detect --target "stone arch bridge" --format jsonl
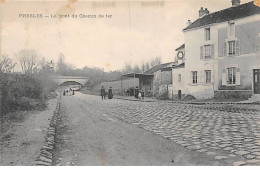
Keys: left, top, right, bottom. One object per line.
{"left": 52, "top": 76, "right": 89, "bottom": 86}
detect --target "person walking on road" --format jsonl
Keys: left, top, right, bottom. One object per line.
{"left": 141, "top": 90, "right": 144, "bottom": 100}
{"left": 108, "top": 87, "right": 113, "bottom": 99}
{"left": 101, "top": 86, "right": 106, "bottom": 99}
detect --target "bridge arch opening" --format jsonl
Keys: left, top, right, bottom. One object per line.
{"left": 59, "top": 81, "right": 83, "bottom": 87}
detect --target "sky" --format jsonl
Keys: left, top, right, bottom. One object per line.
{"left": 0, "top": 0, "right": 253, "bottom": 72}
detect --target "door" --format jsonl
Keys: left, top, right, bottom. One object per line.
{"left": 253, "top": 69, "right": 260, "bottom": 94}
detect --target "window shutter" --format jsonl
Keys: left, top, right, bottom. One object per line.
{"left": 211, "top": 71, "right": 214, "bottom": 84}
{"left": 199, "top": 71, "right": 204, "bottom": 84}
{"left": 200, "top": 46, "right": 204, "bottom": 60}
{"left": 222, "top": 68, "right": 227, "bottom": 86}
{"left": 223, "top": 42, "right": 227, "bottom": 56}
{"left": 211, "top": 44, "right": 214, "bottom": 58}
{"left": 235, "top": 39, "right": 240, "bottom": 55}
{"left": 256, "top": 36, "right": 260, "bottom": 53}
{"left": 236, "top": 67, "right": 241, "bottom": 85}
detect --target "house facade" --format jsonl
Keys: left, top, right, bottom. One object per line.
{"left": 170, "top": 44, "right": 187, "bottom": 99}
{"left": 173, "top": 1, "right": 260, "bottom": 99}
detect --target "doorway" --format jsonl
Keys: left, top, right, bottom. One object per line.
{"left": 253, "top": 69, "right": 260, "bottom": 94}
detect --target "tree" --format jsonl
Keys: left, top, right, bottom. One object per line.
{"left": 141, "top": 62, "right": 145, "bottom": 73}
{"left": 122, "top": 63, "right": 132, "bottom": 74}
{"left": 0, "top": 55, "right": 16, "bottom": 73}
{"left": 133, "top": 64, "right": 141, "bottom": 73}
{"left": 16, "top": 49, "right": 39, "bottom": 76}
{"left": 145, "top": 62, "right": 150, "bottom": 71}
{"left": 150, "top": 56, "right": 161, "bottom": 68}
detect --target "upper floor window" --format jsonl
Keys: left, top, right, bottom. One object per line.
{"left": 200, "top": 45, "right": 214, "bottom": 60}
{"left": 192, "top": 71, "right": 197, "bottom": 84}
{"left": 205, "top": 28, "right": 210, "bottom": 41}
{"left": 178, "top": 74, "right": 181, "bottom": 82}
{"left": 223, "top": 39, "right": 240, "bottom": 56}
{"left": 228, "top": 41, "right": 235, "bottom": 55}
{"left": 228, "top": 22, "right": 235, "bottom": 37}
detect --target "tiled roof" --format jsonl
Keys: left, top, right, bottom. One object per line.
{"left": 175, "top": 44, "right": 185, "bottom": 51}
{"left": 183, "top": 1, "right": 260, "bottom": 31}
{"left": 144, "top": 62, "right": 173, "bottom": 74}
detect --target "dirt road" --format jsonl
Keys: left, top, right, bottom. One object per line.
{"left": 0, "top": 98, "right": 58, "bottom": 166}
{"left": 53, "top": 93, "right": 224, "bottom": 166}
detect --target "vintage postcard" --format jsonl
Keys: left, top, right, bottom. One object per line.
{"left": 0, "top": 0, "right": 260, "bottom": 166}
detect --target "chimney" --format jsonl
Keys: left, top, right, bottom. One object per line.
{"left": 187, "top": 20, "right": 192, "bottom": 26}
{"left": 232, "top": 0, "right": 241, "bottom": 7}
{"left": 199, "top": 7, "right": 210, "bottom": 17}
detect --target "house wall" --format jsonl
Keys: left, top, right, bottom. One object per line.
{"left": 216, "top": 17, "right": 260, "bottom": 99}
{"left": 171, "top": 67, "right": 188, "bottom": 99}
{"left": 184, "top": 22, "right": 218, "bottom": 99}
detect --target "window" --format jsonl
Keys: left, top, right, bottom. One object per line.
{"left": 227, "top": 67, "right": 236, "bottom": 84}
{"left": 200, "top": 45, "right": 214, "bottom": 60}
{"left": 228, "top": 41, "right": 235, "bottom": 55}
{"left": 205, "top": 28, "right": 210, "bottom": 41}
{"left": 229, "top": 23, "right": 235, "bottom": 37}
{"left": 223, "top": 40, "right": 240, "bottom": 56}
{"left": 205, "top": 70, "right": 211, "bottom": 84}
{"left": 204, "top": 45, "right": 211, "bottom": 59}
{"left": 178, "top": 74, "right": 181, "bottom": 82}
{"left": 192, "top": 71, "right": 197, "bottom": 84}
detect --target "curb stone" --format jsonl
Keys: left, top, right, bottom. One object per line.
{"left": 35, "top": 98, "right": 61, "bottom": 166}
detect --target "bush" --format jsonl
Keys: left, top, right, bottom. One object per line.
{"left": 1, "top": 74, "right": 52, "bottom": 113}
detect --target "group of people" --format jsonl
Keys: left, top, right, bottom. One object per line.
{"left": 100, "top": 86, "right": 113, "bottom": 99}
{"left": 63, "top": 88, "right": 75, "bottom": 96}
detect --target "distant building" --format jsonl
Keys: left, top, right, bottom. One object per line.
{"left": 173, "top": 0, "right": 260, "bottom": 99}
{"left": 123, "top": 62, "right": 174, "bottom": 97}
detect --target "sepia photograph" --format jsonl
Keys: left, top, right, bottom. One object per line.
{"left": 0, "top": 0, "right": 260, "bottom": 166}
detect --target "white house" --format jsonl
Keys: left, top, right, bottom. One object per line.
{"left": 172, "top": 0, "right": 260, "bottom": 99}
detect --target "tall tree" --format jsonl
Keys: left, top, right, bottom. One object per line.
{"left": 16, "top": 49, "right": 39, "bottom": 76}
{"left": 0, "top": 55, "right": 16, "bottom": 73}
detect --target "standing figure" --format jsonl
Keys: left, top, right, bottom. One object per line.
{"left": 108, "top": 87, "right": 113, "bottom": 99}
{"left": 134, "top": 87, "right": 139, "bottom": 99}
{"left": 141, "top": 90, "right": 145, "bottom": 99}
{"left": 101, "top": 86, "right": 106, "bottom": 99}
{"left": 63, "top": 90, "right": 66, "bottom": 96}
{"left": 72, "top": 89, "right": 75, "bottom": 95}
{"left": 138, "top": 91, "right": 142, "bottom": 100}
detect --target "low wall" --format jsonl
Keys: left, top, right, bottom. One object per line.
{"left": 214, "top": 90, "right": 252, "bottom": 100}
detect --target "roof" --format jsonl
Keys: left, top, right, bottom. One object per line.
{"left": 144, "top": 62, "right": 173, "bottom": 74}
{"left": 122, "top": 73, "right": 153, "bottom": 78}
{"left": 175, "top": 44, "right": 185, "bottom": 51}
{"left": 172, "top": 62, "right": 185, "bottom": 69}
{"left": 184, "top": 1, "right": 260, "bottom": 31}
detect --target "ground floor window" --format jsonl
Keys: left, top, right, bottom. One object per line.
{"left": 192, "top": 71, "right": 197, "bottom": 84}
{"left": 227, "top": 67, "right": 236, "bottom": 84}
{"left": 205, "top": 70, "right": 211, "bottom": 84}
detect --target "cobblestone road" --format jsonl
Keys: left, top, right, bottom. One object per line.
{"left": 77, "top": 93, "right": 260, "bottom": 166}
